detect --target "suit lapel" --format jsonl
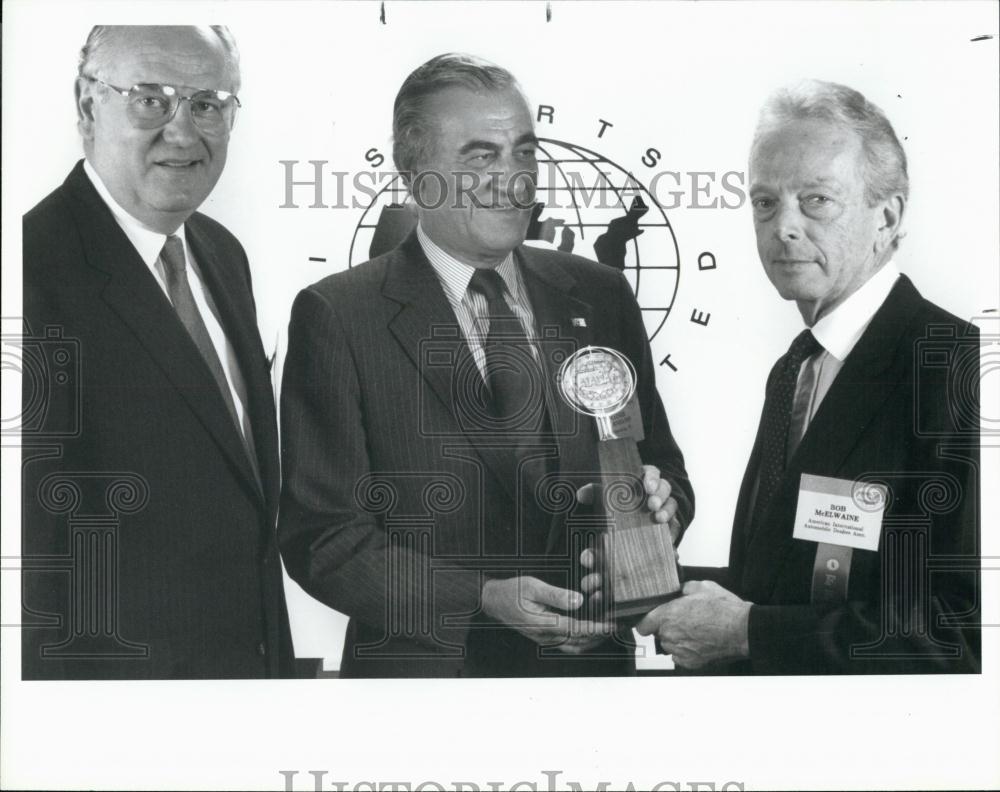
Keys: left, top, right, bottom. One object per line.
{"left": 517, "top": 246, "right": 594, "bottom": 439}
{"left": 64, "top": 164, "right": 263, "bottom": 504}
{"left": 381, "top": 235, "right": 599, "bottom": 510}
{"left": 382, "top": 232, "right": 470, "bottom": 420}
{"left": 740, "top": 276, "right": 923, "bottom": 600}
{"left": 382, "top": 232, "right": 521, "bottom": 500}
{"left": 186, "top": 219, "right": 273, "bottom": 506}
{"left": 516, "top": 247, "right": 599, "bottom": 554}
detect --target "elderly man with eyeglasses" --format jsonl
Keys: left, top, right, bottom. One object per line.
{"left": 21, "top": 25, "right": 292, "bottom": 679}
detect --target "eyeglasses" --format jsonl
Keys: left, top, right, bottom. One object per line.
{"left": 85, "top": 77, "right": 241, "bottom": 136}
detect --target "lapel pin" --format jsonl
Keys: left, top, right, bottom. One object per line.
{"left": 572, "top": 317, "right": 587, "bottom": 327}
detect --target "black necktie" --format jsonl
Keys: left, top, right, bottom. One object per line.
{"left": 467, "top": 268, "right": 546, "bottom": 433}
{"left": 159, "top": 235, "right": 260, "bottom": 481}
{"left": 467, "top": 268, "right": 554, "bottom": 556}
{"left": 749, "top": 329, "right": 823, "bottom": 538}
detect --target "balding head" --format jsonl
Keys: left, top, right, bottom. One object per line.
{"left": 78, "top": 25, "right": 240, "bottom": 92}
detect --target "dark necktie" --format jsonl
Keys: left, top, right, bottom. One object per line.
{"left": 467, "top": 268, "right": 556, "bottom": 558}
{"left": 748, "top": 328, "right": 823, "bottom": 538}
{"left": 467, "top": 268, "right": 546, "bottom": 433}
{"left": 159, "top": 235, "right": 259, "bottom": 481}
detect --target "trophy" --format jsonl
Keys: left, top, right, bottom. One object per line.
{"left": 558, "top": 346, "right": 681, "bottom": 619}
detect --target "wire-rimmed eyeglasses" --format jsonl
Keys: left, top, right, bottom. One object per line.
{"left": 84, "top": 76, "right": 240, "bottom": 136}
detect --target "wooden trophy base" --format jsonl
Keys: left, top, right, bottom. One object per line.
{"left": 597, "top": 438, "right": 682, "bottom": 622}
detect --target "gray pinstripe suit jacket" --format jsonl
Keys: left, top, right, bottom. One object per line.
{"left": 278, "top": 231, "right": 693, "bottom": 677}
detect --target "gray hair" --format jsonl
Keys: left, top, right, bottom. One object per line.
{"left": 752, "top": 79, "right": 909, "bottom": 207}
{"left": 78, "top": 25, "right": 241, "bottom": 90}
{"left": 392, "top": 53, "right": 524, "bottom": 177}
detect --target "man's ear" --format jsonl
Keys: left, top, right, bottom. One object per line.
{"left": 75, "top": 77, "right": 97, "bottom": 139}
{"left": 875, "top": 192, "right": 906, "bottom": 253}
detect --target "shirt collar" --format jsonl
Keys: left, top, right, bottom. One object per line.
{"left": 416, "top": 223, "right": 518, "bottom": 306}
{"left": 810, "top": 261, "right": 900, "bottom": 361}
{"left": 83, "top": 158, "right": 187, "bottom": 268}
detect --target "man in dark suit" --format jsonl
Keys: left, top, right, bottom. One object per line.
{"left": 21, "top": 25, "right": 291, "bottom": 679}
{"left": 279, "top": 54, "right": 694, "bottom": 677}
{"left": 632, "top": 80, "right": 980, "bottom": 674}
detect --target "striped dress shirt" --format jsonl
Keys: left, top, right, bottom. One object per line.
{"left": 416, "top": 223, "right": 541, "bottom": 378}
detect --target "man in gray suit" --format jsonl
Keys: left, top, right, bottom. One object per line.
{"left": 279, "top": 54, "right": 694, "bottom": 677}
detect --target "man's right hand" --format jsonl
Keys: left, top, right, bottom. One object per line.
{"left": 481, "top": 576, "right": 614, "bottom": 654}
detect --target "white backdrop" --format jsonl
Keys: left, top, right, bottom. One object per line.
{"left": 2, "top": 2, "right": 998, "bottom": 790}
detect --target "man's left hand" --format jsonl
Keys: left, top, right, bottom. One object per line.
{"left": 576, "top": 464, "right": 681, "bottom": 539}
{"left": 636, "top": 580, "right": 752, "bottom": 669}
{"left": 578, "top": 464, "right": 681, "bottom": 603}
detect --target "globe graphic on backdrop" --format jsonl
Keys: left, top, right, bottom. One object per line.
{"left": 349, "top": 138, "right": 680, "bottom": 342}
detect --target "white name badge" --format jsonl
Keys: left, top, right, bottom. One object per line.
{"left": 792, "top": 473, "right": 887, "bottom": 552}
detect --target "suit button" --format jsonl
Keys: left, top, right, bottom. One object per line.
{"left": 257, "top": 641, "right": 267, "bottom": 656}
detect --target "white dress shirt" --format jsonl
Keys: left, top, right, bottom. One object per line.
{"left": 416, "top": 223, "right": 540, "bottom": 378}
{"left": 789, "top": 261, "right": 901, "bottom": 447}
{"left": 83, "top": 160, "right": 253, "bottom": 441}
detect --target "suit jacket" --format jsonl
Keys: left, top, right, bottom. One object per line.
{"left": 699, "top": 275, "right": 980, "bottom": 674}
{"left": 21, "top": 161, "right": 292, "bottom": 679}
{"left": 279, "top": 231, "right": 694, "bottom": 677}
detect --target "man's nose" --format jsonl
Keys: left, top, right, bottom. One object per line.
{"left": 161, "top": 98, "right": 201, "bottom": 145}
{"left": 492, "top": 154, "right": 536, "bottom": 207}
{"left": 509, "top": 170, "right": 536, "bottom": 207}
{"left": 773, "top": 202, "right": 803, "bottom": 242}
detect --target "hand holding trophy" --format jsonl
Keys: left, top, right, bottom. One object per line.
{"left": 559, "top": 346, "right": 682, "bottom": 620}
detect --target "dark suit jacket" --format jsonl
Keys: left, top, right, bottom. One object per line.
{"left": 21, "top": 161, "right": 292, "bottom": 679}
{"left": 694, "top": 275, "right": 980, "bottom": 674}
{"left": 279, "top": 231, "right": 693, "bottom": 677}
